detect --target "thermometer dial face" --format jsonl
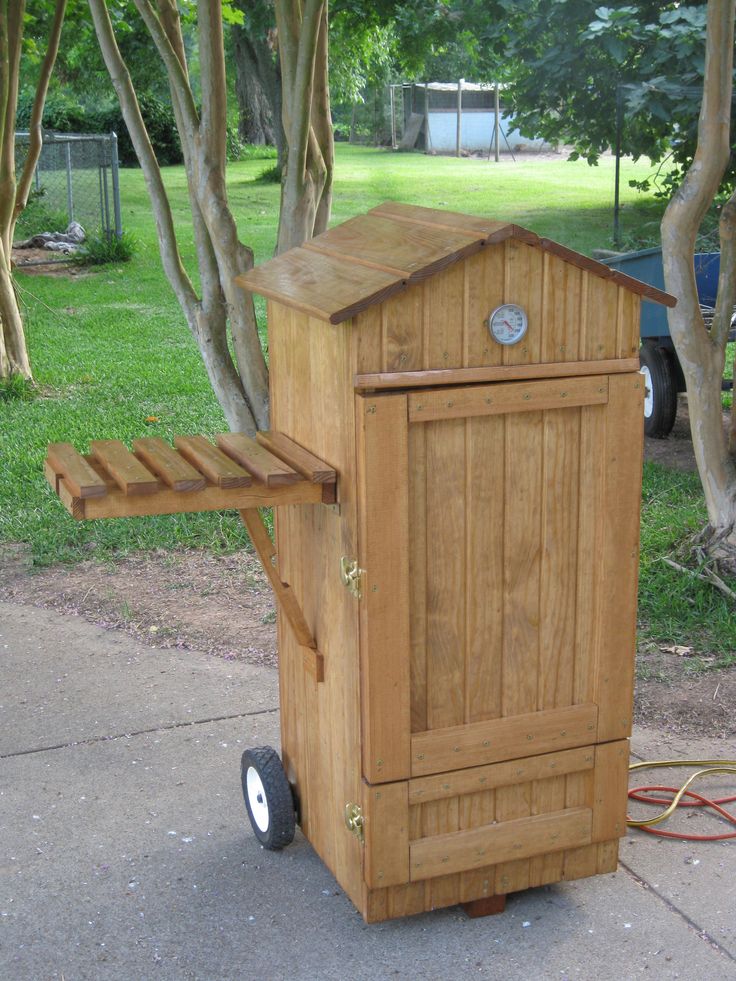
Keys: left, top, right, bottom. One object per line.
{"left": 488, "top": 303, "right": 528, "bottom": 346}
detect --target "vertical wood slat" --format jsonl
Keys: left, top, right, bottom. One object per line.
{"left": 504, "top": 240, "right": 544, "bottom": 366}
{"left": 463, "top": 246, "right": 505, "bottom": 368}
{"left": 383, "top": 287, "right": 423, "bottom": 371}
{"left": 424, "top": 261, "right": 465, "bottom": 369}
{"left": 425, "top": 418, "right": 466, "bottom": 730}
{"left": 459, "top": 789, "right": 496, "bottom": 901}
{"left": 493, "top": 781, "right": 532, "bottom": 894}
{"left": 542, "top": 254, "right": 584, "bottom": 363}
{"left": 528, "top": 775, "right": 567, "bottom": 886}
{"left": 539, "top": 408, "right": 580, "bottom": 710}
{"left": 363, "top": 781, "right": 410, "bottom": 888}
{"left": 592, "top": 740, "right": 630, "bottom": 843}
{"left": 408, "top": 423, "right": 428, "bottom": 733}
{"left": 465, "top": 414, "right": 504, "bottom": 723}
{"left": 584, "top": 276, "right": 619, "bottom": 361}
{"left": 502, "top": 412, "right": 542, "bottom": 717}
{"left": 356, "top": 393, "right": 412, "bottom": 783}
{"left": 596, "top": 373, "right": 644, "bottom": 741}
{"left": 574, "top": 404, "right": 607, "bottom": 704}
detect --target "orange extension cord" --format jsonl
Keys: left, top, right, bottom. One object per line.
{"left": 627, "top": 760, "right": 736, "bottom": 842}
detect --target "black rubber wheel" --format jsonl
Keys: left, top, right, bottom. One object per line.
{"left": 640, "top": 343, "right": 678, "bottom": 438}
{"left": 241, "top": 746, "right": 296, "bottom": 850}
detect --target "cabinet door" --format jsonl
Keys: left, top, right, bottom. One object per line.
{"left": 356, "top": 372, "right": 643, "bottom": 785}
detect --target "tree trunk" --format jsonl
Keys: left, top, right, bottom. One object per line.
{"left": 0, "top": 0, "right": 66, "bottom": 382}
{"left": 89, "top": 0, "right": 269, "bottom": 434}
{"left": 661, "top": 0, "right": 736, "bottom": 552}
{"left": 233, "top": 29, "right": 275, "bottom": 145}
{"left": 275, "top": 0, "right": 334, "bottom": 253}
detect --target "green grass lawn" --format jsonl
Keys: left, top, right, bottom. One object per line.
{"left": 2, "top": 144, "right": 734, "bottom": 660}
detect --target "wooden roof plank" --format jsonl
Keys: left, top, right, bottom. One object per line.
{"left": 216, "top": 432, "right": 303, "bottom": 487}
{"left": 236, "top": 203, "right": 676, "bottom": 318}
{"left": 235, "top": 246, "right": 406, "bottom": 324}
{"left": 90, "top": 439, "right": 160, "bottom": 495}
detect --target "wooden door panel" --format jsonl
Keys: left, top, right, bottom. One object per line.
{"left": 356, "top": 393, "right": 412, "bottom": 783}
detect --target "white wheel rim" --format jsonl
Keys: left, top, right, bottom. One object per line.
{"left": 246, "top": 767, "right": 270, "bottom": 833}
{"left": 642, "top": 365, "right": 654, "bottom": 418}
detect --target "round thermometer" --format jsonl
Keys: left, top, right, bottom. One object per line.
{"left": 488, "top": 303, "right": 528, "bottom": 346}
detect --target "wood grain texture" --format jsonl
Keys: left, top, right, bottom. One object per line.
{"left": 356, "top": 393, "right": 412, "bottom": 783}
{"left": 410, "top": 807, "right": 592, "bottom": 881}
{"left": 539, "top": 408, "right": 580, "bottom": 710}
{"left": 132, "top": 437, "right": 206, "bottom": 492}
{"left": 239, "top": 205, "right": 673, "bottom": 330}
{"left": 363, "top": 781, "right": 410, "bottom": 888}
{"left": 596, "top": 373, "right": 645, "bottom": 741}
{"left": 304, "top": 212, "right": 484, "bottom": 281}
{"left": 574, "top": 404, "right": 607, "bottom": 705}
{"left": 465, "top": 414, "right": 504, "bottom": 723}
{"left": 592, "top": 740, "right": 630, "bottom": 842}
{"left": 409, "top": 745, "right": 595, "bottom": 805}
{"left": 425, "top": 418, "right": 466, "bottom": 730}
{"left": 269, "top": 305, "right": 366, "bottom": 915}
{"left": 174, "top": 435, "right": 252, "bottom": 488}
{"left": 408, "top": 422, "right": 428, "bottom": 733}
{"left": 411, "top": 703, "right": 598, "bottom": 777}
{"left": 503, "top": 240, "right": 543, "bottom": 365}
{"left": 255, "top": 431, "right": 336, "bottom": 483}
{"left": 236, "top": 246, "right": 406, "bottom": 324}
{"left": 90, "top": 440, "right": 159, "bottom": 495}
{"left": 354, "top": 358, "right": 639, "bottom": 391}
{"left": 46, "top": 442, "right": 108, "bottom": 498}
{"left": 217, "top": 433, "right": 302, "bottom": 486}
{"left": 502, "top": 411, "right": 542, "bottom": 718}
{"left": 408, "top": 374, "right": 609, "bottom": 423}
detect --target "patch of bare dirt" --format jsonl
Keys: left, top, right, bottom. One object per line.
{"left": 2, "top": 534, "right": 735, "bottom": 738}
{"left": 12, "top": 246, "right": 85, "bottom": 277}
{"left": 0, "top": 544, "right": 277, "bottom": 667}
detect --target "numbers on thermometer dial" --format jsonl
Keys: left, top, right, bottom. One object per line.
{"left": 487, "top": 303, "right": 528, "bottom": 346}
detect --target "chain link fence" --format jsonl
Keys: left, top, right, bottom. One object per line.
{"left": 15, "top": 131, "right": 122, "bottom": 240}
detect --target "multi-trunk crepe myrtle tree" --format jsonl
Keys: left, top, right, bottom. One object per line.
{"left": 88, "top": 0, "right": 333, "bottom": 433}
{"left": 0, "top": 0, "right": 67, "bottom": 382}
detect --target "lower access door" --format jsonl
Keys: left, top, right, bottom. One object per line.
{"left": 355, "top": 373, "right": 644, "bottom": 787}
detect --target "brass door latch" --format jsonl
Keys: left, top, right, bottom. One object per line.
{"left": 344, "top": 802, "right": 364, "bottom": 843}
{"left": 340, "top": 557, "right": 365, "bottom": 600}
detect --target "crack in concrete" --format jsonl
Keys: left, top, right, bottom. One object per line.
{"left": 0, "top": 706, "right": 280, "bottom": 760}
{"left": 619, "top": 858, "right": 736, "bottom": 965}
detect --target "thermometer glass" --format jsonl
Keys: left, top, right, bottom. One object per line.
{"left": 488, "top": 303, "right": 528, "bottom": 346}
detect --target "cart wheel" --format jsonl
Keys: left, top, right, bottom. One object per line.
{"left": 241, "top": 746, "right": 296, "bottom": 850}
{"left": 640, "top": 343, "right": 678, "bottom": 438}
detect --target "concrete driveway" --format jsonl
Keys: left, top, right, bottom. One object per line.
{"left": 1, "top": 601, "right": 734, "bottom": 981}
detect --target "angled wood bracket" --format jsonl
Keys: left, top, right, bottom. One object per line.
{"left": 239, "top": 508, "right": 325, "bottom": 683}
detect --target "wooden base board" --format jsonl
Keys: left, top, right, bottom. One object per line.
{"left": 361, "top": 838, "right": 620, "bottom": 923}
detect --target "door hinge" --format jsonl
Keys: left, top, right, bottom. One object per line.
{"left": 344, "top": 802, "right": 364, "bottom": 843}
{"left": 340, "top": 557, "right": 365, "bottom": 600}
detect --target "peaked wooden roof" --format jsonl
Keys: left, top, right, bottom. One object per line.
{"left": 237, "top": 202, "right": 676, "bottom": 324}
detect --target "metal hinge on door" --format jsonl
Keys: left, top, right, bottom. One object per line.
{"left": 340, "top": 557, "right": 365, "bottom": 600}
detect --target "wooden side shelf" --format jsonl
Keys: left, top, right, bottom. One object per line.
{"left": 45, "top": 431, "right": 337, "bottom": 520}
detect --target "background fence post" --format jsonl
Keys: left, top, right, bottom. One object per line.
{"left": 111, "top": 132, "right": 122, "bottom": 240}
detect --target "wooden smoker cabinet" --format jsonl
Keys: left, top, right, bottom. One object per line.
{"left": 238, "top": 203, "right": 675, "bottom": 923}
{"left": 44, "top": 202, "right": 675, "bottom": 924}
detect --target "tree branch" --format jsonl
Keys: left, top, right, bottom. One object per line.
{"left": 131, "top": 0, "right": 200, "bottom": 142}
{"left": 88, "top": 0, "right": 198, "bottom": 317}
{"left": 198, "top": 0, "right": 227, "bottom": 165}
{"left": 14, "top": 0, "right": 68, "bottom": 222}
